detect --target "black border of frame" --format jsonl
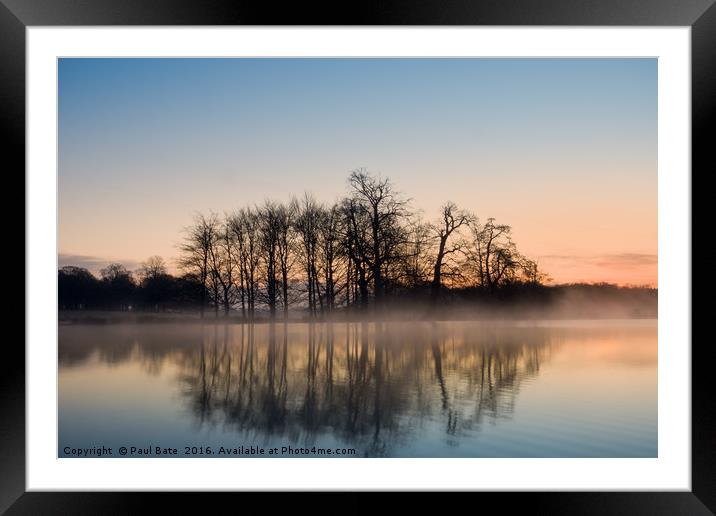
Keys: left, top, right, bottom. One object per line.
{"left": 3, "top": 1, "right": 714, "bottom": 513}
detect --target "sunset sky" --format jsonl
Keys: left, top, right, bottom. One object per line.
{"left": 58, "top": 58, "right": 657, "bottom": 286}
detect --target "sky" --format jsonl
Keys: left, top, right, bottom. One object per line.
{"left": 58, "top": 58, "right": 657, "bottom": 286}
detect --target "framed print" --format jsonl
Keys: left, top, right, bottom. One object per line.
{"left": 4, "top": 0, "right": 714, "bottom": 513}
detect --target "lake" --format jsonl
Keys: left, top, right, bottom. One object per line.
{"left": 58, "top": 319, "right": 657, "bottom": 458}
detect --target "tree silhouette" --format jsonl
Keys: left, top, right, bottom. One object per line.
{"left": 430, "top": 202, "right": 474, "bottom": 302}
{"left": 59, "top": 169, "right": 656, "bottom": 319}
{"left": 179, "top": 213, "right": 219, "bottom": 318}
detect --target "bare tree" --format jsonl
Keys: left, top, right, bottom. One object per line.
{"left": 258, "top": 201, "right": 281, "bottom": 318}
{"left": 467, "top": 218, "right": 520, "bottom": 291}
{"left": 63, "top": 166, "right": 560, "bottom": 319}
{"left": 209, "top": 218, "right": 238, "bottom": 317}
{"left": 347, "top": 169, "right": 409, "bottom": 306}
{"left": 430, "top": 202, "right": 474, "bottom": 301}
{"left": 381, "top": 210, "right": 414, "bottom": 297}
{"left": 294, "top": 194, "right": 323, "bottom": 316}
{"left": 164, "top": 171, "right": 545, "bottom": 317}
{"left": 230, "top": 208, "right": 261, "bottom": 318}
{"left": 402, "top": 216, "right": 432, "bottom": 289}
{"left": 522, "top": 258, "right": 550, "bottom": 285}
{"left": 138, "top": 255, "right": 168, "bottom": 282}
{"left": 318, "top": 202, "right": 342, "bottom": 313}
{"left": 276, "top": 200, "right": 297, "bottom": 317}
{"left": 341, "top": 197, "right": 371, "bottom": 308}
{"left": 179, "top": 212, "right": 219, "bottom": 318}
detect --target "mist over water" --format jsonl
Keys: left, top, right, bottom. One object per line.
{"left": 58, "top": 319, "right": 657, "bottom": 458}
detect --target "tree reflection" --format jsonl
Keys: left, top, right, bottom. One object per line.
{"left": 171, "top": 321, "right": 555, "bottom": 456}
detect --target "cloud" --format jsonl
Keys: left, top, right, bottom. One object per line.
{"left": 539, "top": 253, "right": 657, "bottom": 269}
{"left": 592, "top": 253, "right": 658, "bottom": 268}
{"left": 537, "top": 253, "right": 657, "bottom": 286}
{"left": 59, "top": 254, "right": 141, "bottom": 275}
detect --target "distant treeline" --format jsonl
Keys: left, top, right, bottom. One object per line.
{"left": 59, "top": 169, "right": 657, "bottom": 319}
{"left": 58, "top": 263, "right": 202, "bottom": 312}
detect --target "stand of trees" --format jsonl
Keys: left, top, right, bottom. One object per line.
{"left": 60, "top": 169, "right": 605, "bottom": 319}
{"left": 58, "top": 258, "right": 204, "bottom": 312}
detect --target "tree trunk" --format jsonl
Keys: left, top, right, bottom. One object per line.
{"left": 431, "top": 236, "right": 447, "bottom": 302}
{"left": 372, "top": 207, "right": 382, "bottom": 301}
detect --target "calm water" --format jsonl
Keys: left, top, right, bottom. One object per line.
{"left": 58, "top": 320, "right": 657, "bottom": 458}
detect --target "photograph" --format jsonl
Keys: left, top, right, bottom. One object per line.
{"left": 57, "top": 56, "right": 659, "bottom": 459}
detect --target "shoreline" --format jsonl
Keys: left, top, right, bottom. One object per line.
{"left": 58, "top": 310, "right": 658, "bottom": 325}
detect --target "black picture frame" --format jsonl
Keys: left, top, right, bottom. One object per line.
{"left": 3, "top": 0, "right": 713, "bottom": 513}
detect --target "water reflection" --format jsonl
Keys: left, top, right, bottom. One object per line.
{"left": 185, "top": 323, "right": 556, "bottom": 456}
{"left": 60, "top": 322, "right": 561, "bottom": 455}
